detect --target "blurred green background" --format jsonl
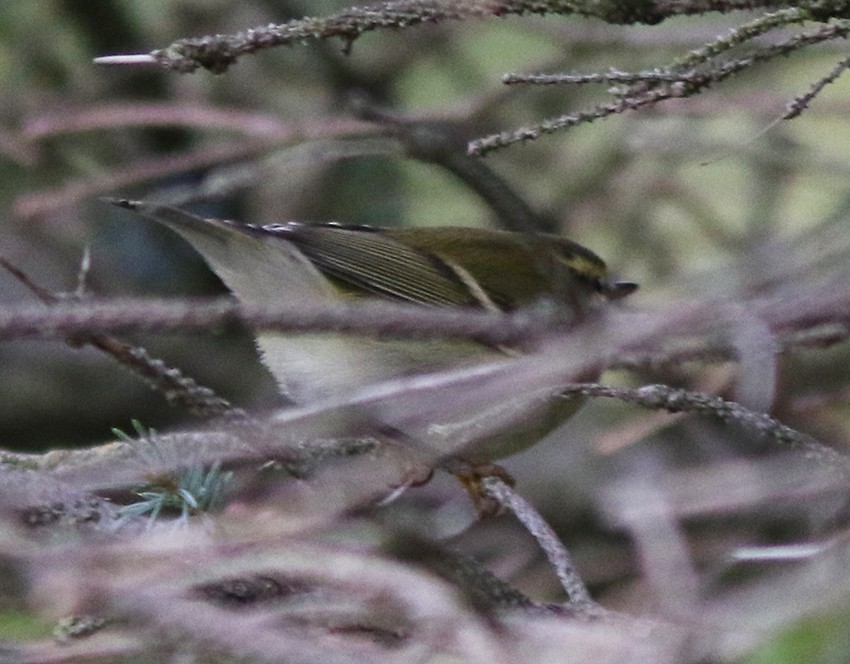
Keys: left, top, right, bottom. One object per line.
{"left": 3, "top": 2, "right": 850, "bottom": 660}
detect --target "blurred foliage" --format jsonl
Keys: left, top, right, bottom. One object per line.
{"left": 2, "top": 1, "right": 850, "bottom": 663}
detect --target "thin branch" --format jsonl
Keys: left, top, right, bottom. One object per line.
{"left": 503, "top": 68, "right": 697, "bottom": 86}
{"left": 15, "top": 118, "right": 375, "bottom": 220}
{"left": 469, "top": 84, "right": 685, "bottom": 154}
{"left": 562, "top": 383, "right": 850, "bottom": 480}
{"left": 350, "top": 96, "right": 556, "bottom": 232}
{"left": 93, "top": 0, "right": 675, "bottom": 75}
{"left": 0, "top": 296, "right": 561, "bottom": 347}
{"left": 92, "top": 0, "right": 831, "bottom": 77}
{"left": 23, "top": 103, "right": 295, "bottom": 139}
{"left": 0, "top": 259, "right": 245, "bottom": 421}
{"left": 13, "top": 139, "right": 270, "bottom": 220}
{"left": 480, "top": 476, "right": 600, "bottom": 609}
{"left": 1, "top": 294, "right": 849, "bottom": 364}
{"left": 671, "top": 7, "right": 806, "bottom": 70}
{"left": 783, "top": 54, "right": 850, "bottom": 119}
{"left": 503, "top": 7, "right": 819, "bottom": 88}
{"left": 471, "top": 18, "right": 850, "bottom": 154}
{"left": 602, "top": 455, "right": 700, "bottom": 619}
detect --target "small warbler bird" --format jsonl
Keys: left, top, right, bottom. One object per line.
{"left": 110, "top": 199, "right": 635, "bottom": 461}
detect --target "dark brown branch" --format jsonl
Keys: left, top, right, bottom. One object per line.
{"left": 0, "top": 259, "right": 244, "bottom": 420}
{"left": 350, "top": 97, "right": 556, "bottom": 232}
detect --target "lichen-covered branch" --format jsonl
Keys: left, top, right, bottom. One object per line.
{"left": 562, "top": 383, "right": 850, "bottom": 479}
{"left": 111, "top": 0, "right": 672, "bottom": 74}
{"left": 471, "top": 17, "right": 850, "bottom": 153}
{"left": 95, "top": 0, "right": 827, "bottom": 75}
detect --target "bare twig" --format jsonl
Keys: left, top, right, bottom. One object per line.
{"left": 480, "top": 476, "right": 600, "bottom": 609}
{"left": 0, "top": 259, "right": 244, "bottom": 420}
{"left": 350, "top": 96, "right": 556, "bottom": 232}
{"left": 471, "top": 18, "right": 850, "bottom": 154}
{"left": 92, "top": 0, "right": 674, "bottom": 75}
{"left": 15, "top": 116, "right": 375, "bottom": 220}
{"left": 783, "top": 54, "right": 850, "bottom": 119}
{"left": 562, "top": 383, "right": 850, "bottom": 480}
{"left": 0, "top": 296, "right": 560, "bottom": 346}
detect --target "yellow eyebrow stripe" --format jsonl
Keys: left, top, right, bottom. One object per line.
{"left": 558, "top": 253, "right": 607, "bottom": 282}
